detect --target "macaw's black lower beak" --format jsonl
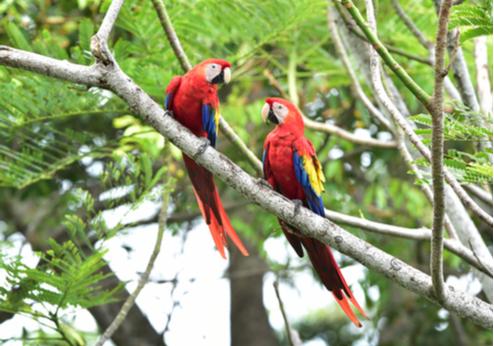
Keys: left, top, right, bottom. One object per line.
{"left": 212, "top": 70, "right": 225, "bottom": 84}
{"left": 267, "top": 109, "right": 279, "bottom": 124}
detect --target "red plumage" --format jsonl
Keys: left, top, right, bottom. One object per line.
{"left": 165, "top": 59, "right": 248, "bottom": 258}
{"left": 262, "top": 97, "right": 366, "bottom": 327}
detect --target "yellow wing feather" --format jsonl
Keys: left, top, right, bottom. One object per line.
{"left": 302, "top": 155, "right": 326, "bottom": 195}
{"left": 214, "top": 109, "right": 220, "bottom": 134}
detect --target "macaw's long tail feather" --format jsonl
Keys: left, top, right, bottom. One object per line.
{"left": 183, "top": 155, "right": 249, "bottom": 258}
{"left": 301, "top": 237, "right": 367, "bottom": 327}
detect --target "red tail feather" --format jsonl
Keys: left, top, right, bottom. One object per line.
{"left": 184, "top": 155, "right": 249, "bottom": 258}
{"left": 301, "top": 237, "right": 366, "bottom": 326}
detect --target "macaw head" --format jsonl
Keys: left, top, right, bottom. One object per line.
{"left": 194, "top": 58, "right": 232, "bottom": 85}
{"left": 261, "top": 97, "right": 304, "bottom": 132}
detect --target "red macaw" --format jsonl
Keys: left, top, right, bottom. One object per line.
{"left": 261, "top": 97, "right": 366, "bottom": 327}
{"left": 164, "top": 59, "right": 248, "bottom": 258}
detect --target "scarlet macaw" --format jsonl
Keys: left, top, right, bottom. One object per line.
{"left": 261, "top": 97, "right": 366, "bottom": 327}
{"left": 165, "top": 59, "right": 248, "bottom": 258}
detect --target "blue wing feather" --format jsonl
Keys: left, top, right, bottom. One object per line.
{"left": 202, "top": 104, "right": 217, "bottom": 147}
{"left": 293, "top": 150, "right": 325, "bottom": 217}
{"left": 164, "top": 93, "right": 172, "bottom": 110}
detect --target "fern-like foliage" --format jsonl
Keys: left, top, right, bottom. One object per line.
{"left": 410, "top": 111, "right": 493, "bottom": 184}
{"left": 0, "top": 68, "right": 127, "bottom": 188}
{"left": 450, "top": 0, "right": 492, "bottom": 42}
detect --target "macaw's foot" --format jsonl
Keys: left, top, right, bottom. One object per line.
{"left": 192, "top": 137, "right": 210, "bottom": 160}
{"left": 256, "top": 178, "right": 272, "bottom": 189}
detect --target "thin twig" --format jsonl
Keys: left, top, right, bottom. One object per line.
{"left": 273, "top": 280, "right": 297, "bottom": 346}
{"left": 473, "top": 36, "right": 493, "bottom": 120}
{"left": 340, "top": 0, "right": 432, "bottom": 110}
{"left": 95, "top": 171, "right": 172, "bottom": 346}
{"left": 391, "top": 0, "right": 462, "bottom": 102}
{"left": 396, "top": 135, "right": 459, "bottom": 241}
{"left": 150, "top": 0, "right": 191, "bottom": 71}
{"left": 304, "top": 117, "right": 397, "bottom": 148}
{"left": 266, "top": 65, "right": 396, "bottom": 148}
{"left": 333, "top": 0, "right": 432, "bottom": 66}
{"left": 430, "top": 0, "right": 454, "bottom": 301}
{"left": 327, "top": 6, "right": 393, "bottom": 131}
{"left": 391, "top": 0, "right": 432, "bottom": 49}
{"left": 285, "top": 29, "right": 396, "bottom": 149}
{"left": 325, "top": 208, "right": 492, "bottom": 276}
{"left": 263, "top": 69, "right": 289, "bottom": 98}
{"left": 90, "top": 0, "right": 124, "bottom": 63}
{"left": 464, "top": 184, "right": 493, "bottom": 206}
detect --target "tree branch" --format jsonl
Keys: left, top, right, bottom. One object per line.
{"left": 303, "top": 117, "right": 397, "bottom": 148}
{"left": 0, "top": 46, "right": 102, "bottom": 85}
{"left": 90, "top": 0, "right": 124, "bottom": 64}
{"left": 333, "top": 1, "right": 432, "bottom": 66}
{"left": 0, "top": 20, "right": 491, "bottom": 330}
{"left": 273, "top": 280, "right": 300, "bottom": 346}
{"left": 266, "top": 63, "right": 396, "bottom": 148}
{"left": 390, "top": 0, "right": 462, "bottom": 102}
{"left": 430, "top": 0, "right": 454, "bottom": 301}
{"left": 339, "top": 0, "right": 433, "bottom": 109}
{"left": 391, "top": 0, "right": 432, "bottom": 49}
{"left": 150, "top": 0, "right": 192, "bottom": 71}
{"left": 396, "top": 132, "right": 459, "bottom": 241}
{"left": 464, "top": 184, "right": 493, "bottom": 206}
{"left": 95, "top": 172, "right": 172, "bottom": 346}
{"left": 327, "top": 7, "right": 393, "bottom": 131}
{"left": 473, "top": 36, "right": 493, "bottom": 118}
{"left": 325, "top": 209, "right": 492, "bottom": 276}
{"left": 338, "top": 0, "right": 493, "bottom": 227}
{"left": 358, "top": 0, "right": 492, "bottom": 299}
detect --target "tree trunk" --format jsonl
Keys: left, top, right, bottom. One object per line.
{"left": 229, "top": 245, "right": 279, "bottom": 346}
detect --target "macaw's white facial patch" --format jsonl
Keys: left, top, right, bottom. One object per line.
{"left": 272, "top": 102, "right": 288, "bottom": 122}
{"left": 205, "top": 63, "right": 222, "bottom": 83}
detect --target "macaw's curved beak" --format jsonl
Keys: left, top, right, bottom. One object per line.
{"left": 261, "top": 103, "right": 279, "bottom": 124}
{"left": 212, "top": 67, "right": 231, "bottom": 84}
{"left": 223, "top": 67, "right": 231, "bottom": 84}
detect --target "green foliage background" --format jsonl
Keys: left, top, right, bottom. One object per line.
{"left": 0, "top": 0, "right": 492, "bottom": 345}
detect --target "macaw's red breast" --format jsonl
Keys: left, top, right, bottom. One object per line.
{"left": 170, "top": 69, "right": 219, "bottom": 136}
{"left": 265, "top": 130, "right": 305, "bottom": 200}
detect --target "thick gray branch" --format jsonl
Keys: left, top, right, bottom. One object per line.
{"left": 0, "top": 45, "right": 491, "bottom": 328}
{"left": 0, "top": 46, "right": 103, "bottom": 86}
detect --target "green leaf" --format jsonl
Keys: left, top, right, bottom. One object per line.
{"left": 78, "top": 18, "right": 95, "bottom": 52}
{"left": 5, "top": 22, "right": 32, "bottom": 51}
